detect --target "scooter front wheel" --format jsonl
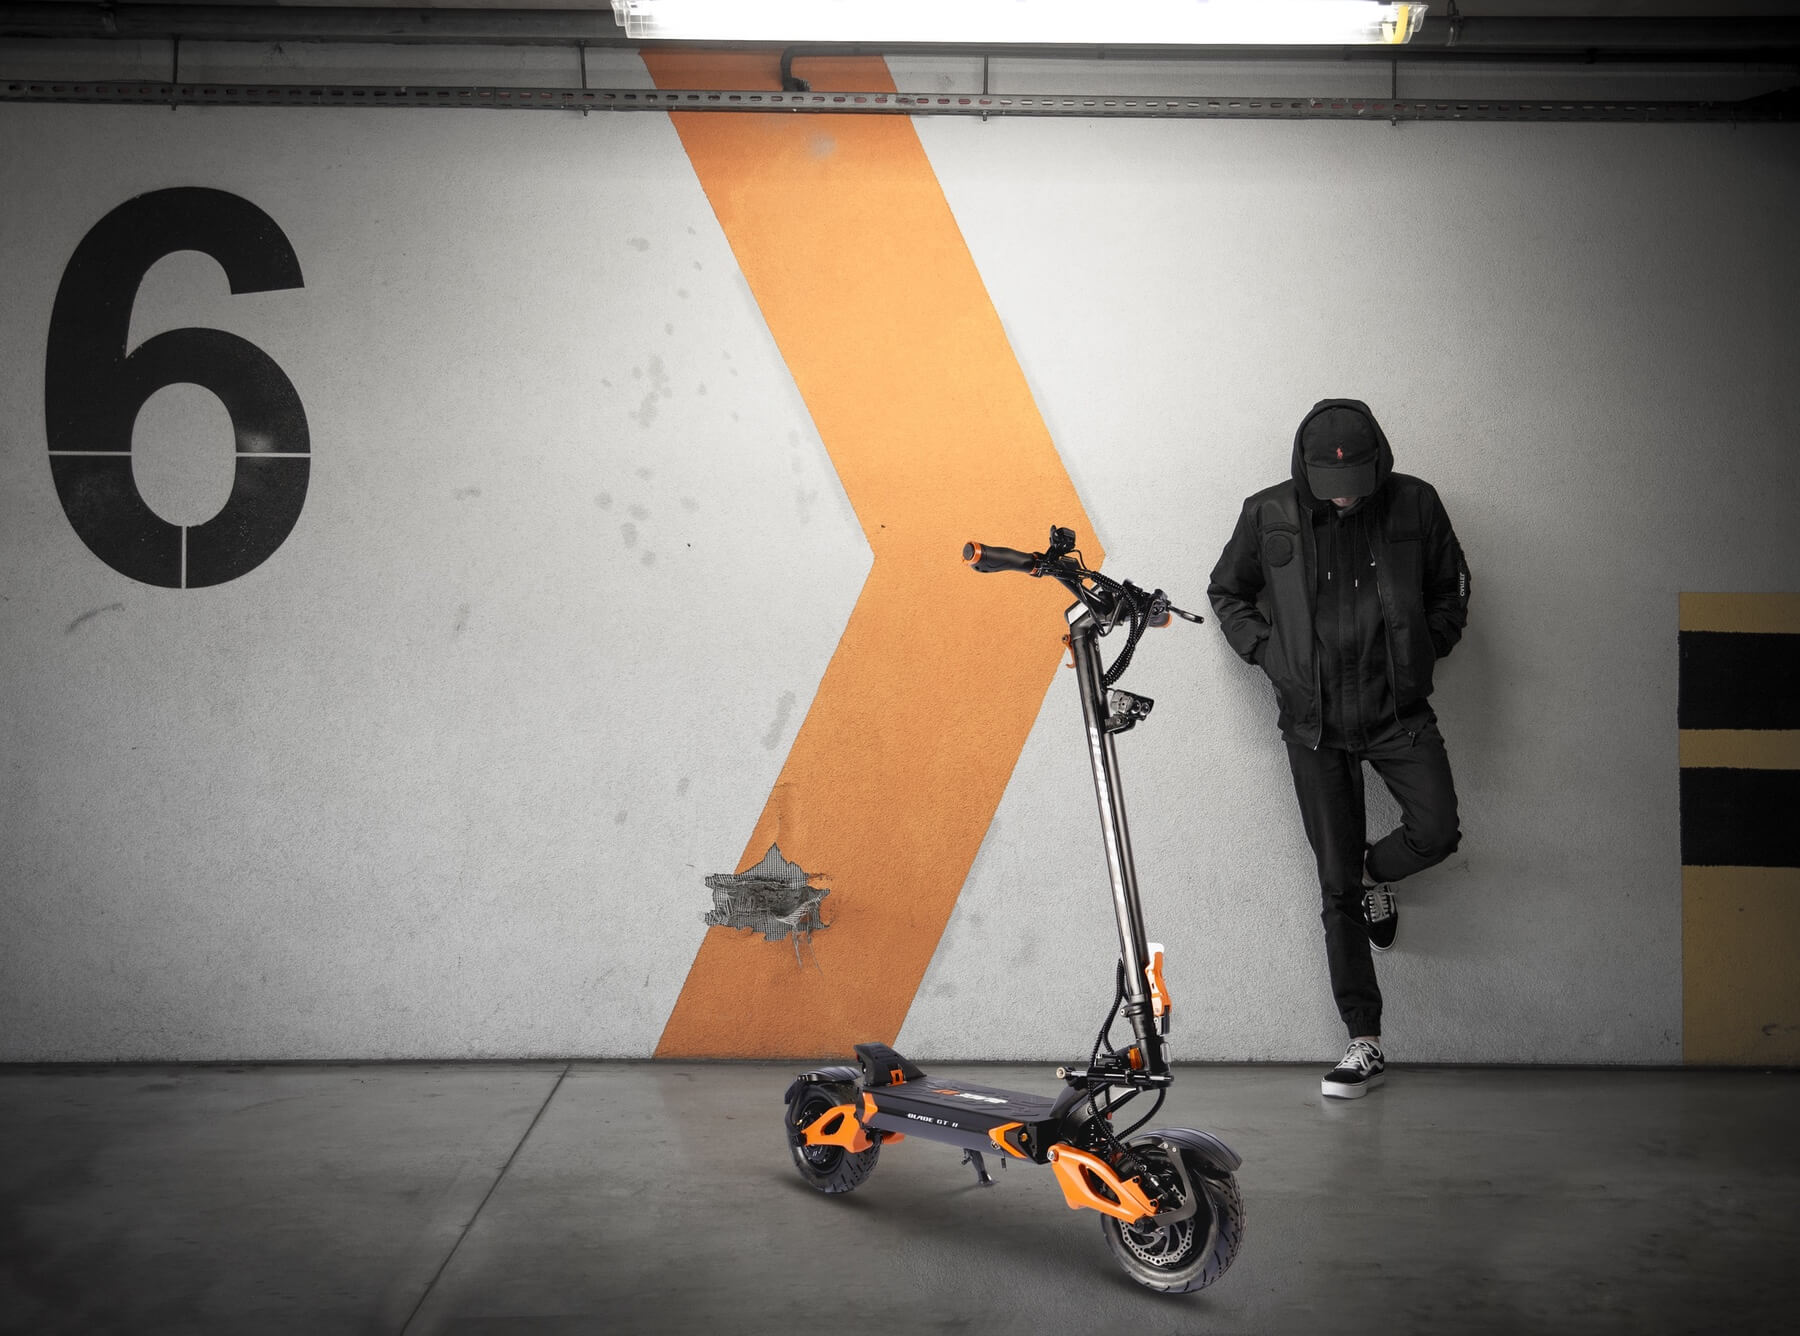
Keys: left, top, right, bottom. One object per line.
{"left": 1101, "top": 1142, "right": 1244, "bottom": 1293}
{"left": 784, "top": 1083, "right": 880, "bottom": 1195}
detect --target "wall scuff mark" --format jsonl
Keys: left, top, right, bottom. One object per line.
{"left": 761, "top": 690, "right": 796, "bottom": 750}
{"left": 702, "top": 843, "right": 829, "bottom": 967}
{"left": 64, "top": 602, "right": 124, "bottom": 634}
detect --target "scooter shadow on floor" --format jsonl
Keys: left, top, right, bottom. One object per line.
{"left": 757, "top": 1157, "right": 1227, "bottom": 1305}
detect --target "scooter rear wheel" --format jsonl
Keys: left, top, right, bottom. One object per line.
{"left": 784, "top": 1083, "right": 880, "bottom": 1195}
{"left": 1100, "top": 1143, "right": 1244, "bottom": 1293}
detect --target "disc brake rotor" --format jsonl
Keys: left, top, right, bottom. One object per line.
{"left": 1121, "top": 1214, "right": 1197, "bottom": 1268}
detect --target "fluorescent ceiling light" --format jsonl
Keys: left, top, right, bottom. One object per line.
{"left": 611, "top": 1, "right": 1430, "bottom": 46}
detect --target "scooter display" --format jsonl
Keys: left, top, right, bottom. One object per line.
{"left": 781, "top": 526, "right": 1244, "bottom": 1293}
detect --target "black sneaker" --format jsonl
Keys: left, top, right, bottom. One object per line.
{"left": 1322, "top": 1039, "right": 1386, "bottom": 1099}
{"left": 1362, "top": 884, "right": 1398, "bottom": 952}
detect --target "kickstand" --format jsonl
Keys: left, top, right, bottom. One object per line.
{"left": 961, "top": 1149, "right": 996, "bottom": 1187}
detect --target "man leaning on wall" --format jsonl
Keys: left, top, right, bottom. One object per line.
{"left": 1208, "top": 399, "right": 1472, "bottom": 1099}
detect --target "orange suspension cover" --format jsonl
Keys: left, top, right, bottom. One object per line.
{"left": 801, "top": 1102, "right": 873, "bottom": 1153}
{"left": 1046, "top": 1144, "right": 1158, "bottom": 1223}
{"left": 858, "top": 1091, "right": 904, "bottom": 1143}
{"left": 1145, "top": 942, "right": 1171, "bottom": 1020}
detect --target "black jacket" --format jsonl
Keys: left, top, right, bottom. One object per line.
{"left": 1208, "top": 400, "right": 1472, "bottom": 747}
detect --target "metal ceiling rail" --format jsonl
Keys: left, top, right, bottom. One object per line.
{"left": 2, "top": 3, "right": 625, "bottom": 46}
{"left": 2, "top": 79, "right": 1794, "bottom": 121}
{"left": 4, "top": 4, "right": 1800, "bottom": 63}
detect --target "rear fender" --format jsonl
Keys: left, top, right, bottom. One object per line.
{"left": 782, "top": 1065, "right": 861, "bottom": 1106}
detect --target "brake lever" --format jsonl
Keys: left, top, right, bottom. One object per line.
{"left": 1147, "top": 588, "right": 1204, "bottom": 625}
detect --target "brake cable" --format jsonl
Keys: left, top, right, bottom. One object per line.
{"left": 1082, "top": 565, "right": 1151, "bottom": 687}
{"left": 1042, "top": 554, "right": 1158, "bottom": 688}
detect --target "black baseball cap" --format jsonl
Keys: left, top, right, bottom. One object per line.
{"left": 1300, "top": 406, "right": 1379, "bottom": 500}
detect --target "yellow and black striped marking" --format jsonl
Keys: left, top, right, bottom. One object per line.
{"left": 1678, "top": 594, "right": 1800, "bottom": 1065}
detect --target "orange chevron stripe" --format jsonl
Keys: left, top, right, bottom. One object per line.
{"left": 650, "top": 52, "right": 1099, "bottom": 1058}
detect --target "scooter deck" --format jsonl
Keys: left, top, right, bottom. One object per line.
{"left": 853, "top": 1043, "right": 1078, "bottom": 1163}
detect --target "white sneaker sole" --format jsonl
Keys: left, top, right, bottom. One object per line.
{"left": 1321, "top": 1070, "right": 1386, "bottom": 1099}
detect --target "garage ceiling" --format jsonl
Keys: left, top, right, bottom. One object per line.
{"left": 4, "top": 2, "right": 1799, "bottom": 119}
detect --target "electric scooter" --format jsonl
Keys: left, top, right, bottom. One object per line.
{"left": 781, "top": 526, "right": 1245, "bottom": 1293}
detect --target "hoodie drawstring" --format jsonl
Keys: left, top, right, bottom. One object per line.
{"left": 1325, "top": 509, "right": 1378, "bottom": 589}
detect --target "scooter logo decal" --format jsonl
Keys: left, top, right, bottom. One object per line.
{"left": 649, "top": 51, "right": 1098, "bottom": 1059}
{"left": 931, "top": 1088, "right": 1008, "bottom": 1105}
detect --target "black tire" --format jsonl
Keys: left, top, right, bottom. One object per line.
{"left": 1100, "top": 1141, "right": 1244, "bottom": 1293}
{"left": 784, "top": 1082, "right": 879, "bottom": 1195}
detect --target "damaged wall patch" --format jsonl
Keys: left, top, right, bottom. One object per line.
{"left": 703, "top": 844, "right": 829, "bottom": 964}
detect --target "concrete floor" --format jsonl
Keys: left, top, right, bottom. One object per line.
{"left": 2, "top": 1062, "right": 1797, "bottom": 1335}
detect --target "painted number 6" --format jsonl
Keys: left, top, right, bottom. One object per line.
{"left": 46, "top": 187, "right": 310, "bottom": 588}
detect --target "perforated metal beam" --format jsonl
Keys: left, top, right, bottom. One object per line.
{"left": 2, "top": 78, "right": 1795, "bottom": 120}
{"left": 4, "top": 6, "right": 1800, "bottom": 62}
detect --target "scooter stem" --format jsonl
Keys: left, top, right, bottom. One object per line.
{"left": 1066, "top": 603, "right": 1167, "bottom": 1075}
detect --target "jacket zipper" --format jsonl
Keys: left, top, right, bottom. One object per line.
{"left": 1303, "top": 513, "right": 1323, "bottom": 749}
{"left": 1368, "top": 525, "right": 1416, "bottom": 745}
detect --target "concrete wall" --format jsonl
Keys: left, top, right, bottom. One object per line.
{"left": 2, "top": 49, "right": 1796, "bottom": 1063}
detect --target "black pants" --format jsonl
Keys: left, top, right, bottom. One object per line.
{"left": 1284, "top": 716, "right": 1461, "bottom": 1039}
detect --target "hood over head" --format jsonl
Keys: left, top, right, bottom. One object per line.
{"left": 1291, "top": 398, "right": 1394, "bottom": 509}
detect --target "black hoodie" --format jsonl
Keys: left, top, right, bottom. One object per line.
{"left": 1208, "top": 400, "right": 1471, "bottom": 749}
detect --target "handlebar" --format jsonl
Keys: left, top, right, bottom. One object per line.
{"left": 962, "top": 525, "right": 1203, "bottom": 687}
{"left": 962, "top": 542, "right": 1038, "bottom": 575}
{"left": 963, "top": 530, "right": 1201, "bottom": 621}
